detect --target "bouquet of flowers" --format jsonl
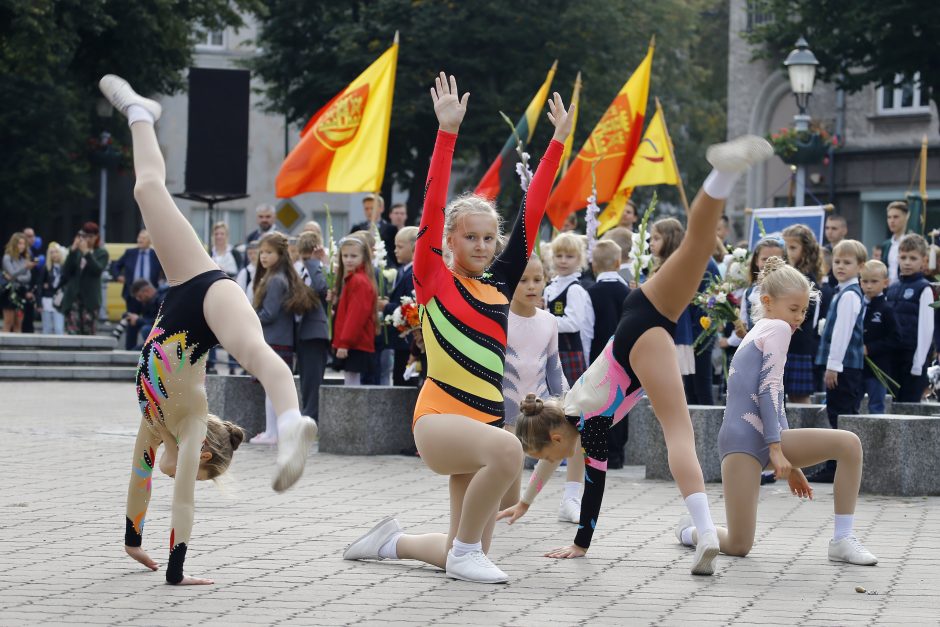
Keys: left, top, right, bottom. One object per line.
{"left": 627, "top": 192, "right": 658, "bottom": 281}
{"left": 723, "top": 246, "right": 751, "bottom": 291}
{"left": 692, "top": 276, "right": 741, "bottom": 353}
{"left": 384, "top": 292, "right": 421, "bottom": 338}
{"left": 323, "top": 204, "right": 338, "bottom": 336}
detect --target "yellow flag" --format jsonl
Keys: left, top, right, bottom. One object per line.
{"left": 597, "top": 102, "right": 678, "bottom": 234}
{"left": 557, "top": 72, "right": 582, "bottom": 180}
{"left": 277, "top": 38, "right": 398, "bottom": 196}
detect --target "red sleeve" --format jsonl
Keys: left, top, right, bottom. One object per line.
{"left": 333, "top": 274, "right": 376, "bottom": 350}
{"left": 491, "top": 139, "right": 564, "bottom": 288}
{"left": 413, "top": 130, "right": 457, "bottom": 305}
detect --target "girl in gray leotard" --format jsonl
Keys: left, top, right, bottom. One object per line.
{"left": 677, "top": 257, "right": 878, "bottom": 566}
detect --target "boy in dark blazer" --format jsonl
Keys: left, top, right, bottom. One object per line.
{"left": 382, "top": 226, "right": 418, "bottom": 386}
{"left": 859, "top": 260, "right": 897, "bottom": 413}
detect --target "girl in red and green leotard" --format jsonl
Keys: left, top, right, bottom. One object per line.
{"left": 343, "top": 73, "right": 574, "bottom": 583}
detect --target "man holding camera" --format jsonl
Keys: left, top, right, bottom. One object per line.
{"left": 120, "top": 278, "right": 166, "bottom": 350}
{"left": 111, "top": 230, "right": 162, "bottom": 349}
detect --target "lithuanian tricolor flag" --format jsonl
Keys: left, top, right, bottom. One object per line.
{"left": 473, "top": 61, "right": 557, "bottom": 201}
{"left": 276, "top": 36, "right": 398, "bottom": 197}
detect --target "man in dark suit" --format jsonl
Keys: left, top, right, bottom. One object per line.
{"left": 381, "top": 226, "right": 417, "bottom": 386}
{"left": 111, "top": 229, "right": 163, "bottom": 349}
{"left": 351, "top": 193, "right": 398, "bottom": 268}
{"left": 246, "top": 203, "right": 280, "bottom": 244}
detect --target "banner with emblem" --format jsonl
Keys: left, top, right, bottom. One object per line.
{"left": 276, "top": 36, "right": 398, "bottom": 197}
{"left": 545, "top": 40, "right": 654, "bottom": 228}
{"left": 747, "top": 206, "right": 827, "bottom": 250}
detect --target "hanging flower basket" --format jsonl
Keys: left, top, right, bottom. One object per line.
{"left": 768, "top": 126, "right": 840, "bottom": 166}
{"left": 87, "top": 133, "right": 130, "bottom": 169}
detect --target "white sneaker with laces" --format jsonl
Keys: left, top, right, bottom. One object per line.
{"left": 558, "top": 498, "right": 581, "bottom": 523}
{"left": 706, "top": 135, "right": 773, "bottom": 173}
{"left": 675, "top": 514, "right": 692, "bottom": 545}
{"left": 249, "top": 432, "right": 277, "bottom": 445}
{"left": 272, "top": 416, "right": 318, "bottom": 492}
{"left": 828, "top": 535, "right": 878, "bottom": 565}
{"left": 445, "top": 549, "right": 508, "bottom": 584}
{"left": 343, "top": 516, "right": 402, "bottom": 561}
{"left": 98, "top": 75, "right": 162, "bottom": 121}
{"left": 691, "top": 529, "right": 720, "bottom": 575}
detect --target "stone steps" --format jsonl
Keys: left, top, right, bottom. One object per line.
{"left": 0, "top": 332, "right": 117, "bottom": 351}
{"left": 0, "top": 350, "right": 139, "bottom": 366}
{"left": 0, "top": 365, "right": 137, "bottom": 380}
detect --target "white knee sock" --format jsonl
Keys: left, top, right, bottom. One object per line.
{"left": 378, "top": 532, "right": 403, "bottom": 559}
{"left": 344, "top": 371, "right": 361, "bottom": 386}
{"left": 563, "top": 481, "right": 582, "bottom": 501}
{"left": 685, "top": 492, "right": 717, "bottom": 536}
{"left": 127, "top": 104, "right": 154, "bottom": 127}
{"left": 264, "top": 396, "right": 278, "bottom": 437}
{"left": 277, "top": 408, "right": 302, "bottom": 438}
{"left": 451, "top": 538, "right": 482, "bottom": 557}
{"left": 833, "top": 514, "right": 854, "bottom": 541}
{"left": 702, "top": 169, "right": 741, "bottom": 200}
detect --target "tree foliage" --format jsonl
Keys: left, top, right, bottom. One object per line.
{"left": 0, "top": 0, "right": 261, "bottom": 227}
{"left": 746, "top": 0, "right": 940, "bottom": 113}
{"left": 249, "top": 0, "right": 727, "bottom": 217}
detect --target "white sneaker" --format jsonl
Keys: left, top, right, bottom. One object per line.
{"left": 691, "top": 529, "right": 720, "bottom": 575}
{"left": 249, "top": 432, "right": 277, "bottom": 445}
{"left": 272, "top": 416, "right": 318, "bottom": 492}
{"left": 98, "top": 75, "right": 162, "bottom": 121}
{"left": 675, "top": 514, "right": 692, "bottom": 545}
{"left": 558, "top": 498, "right": 581, "bottom": 524}
{"left": 828, "top": 535, "right": 878, "bottom": 566}
{"left": 706, "top": 135, "right": 773, "bottom": 173}
{"left": 445, "top": 549, "right": 508, "bottom": 584}
{"left": 343, "top": 516, "right": 402, "bottom": 561}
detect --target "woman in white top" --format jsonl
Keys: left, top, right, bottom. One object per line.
{"left": 209, "top": 222, "right": 242, "bottom": 277}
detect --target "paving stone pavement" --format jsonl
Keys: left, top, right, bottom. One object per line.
{"left": 1, "top": 381, "right": 938, "bottom": 626}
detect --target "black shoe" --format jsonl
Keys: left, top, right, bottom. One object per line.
{"left": 206, "top": 367, "right": 218, "bottom": 375}
{"left": 399, "top": 445, "right": 419, "bottom": 457}
{"left": 607, "top": 457, "right": 624, "bottom": 470}
{"left": 760, "top": 472, "right": 776, "bottom": 485}
{"left": 806, "top": 467, "right": 835, "bottom": 483}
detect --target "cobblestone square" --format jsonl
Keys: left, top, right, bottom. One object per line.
{"left": 1, "top": 382, "right": 937, "bottom": 626}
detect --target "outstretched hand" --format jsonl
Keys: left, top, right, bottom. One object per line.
{"left": 788, "top": 469, "right": 813, "bottom": 500}
{"left": 496, "top": 501, "right": 530, "bottom": 525}
{"left": 544, "top": 544, "right": 586, "bottom": 559}
{"left": 547, "top": 92, "right": 575, "bottom": 143}
{"left": 430, "top": 72, "right": 469, "bottom": 134}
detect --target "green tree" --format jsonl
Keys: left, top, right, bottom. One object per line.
{"left": 746, "top": 0, "right": 940, "bottom": 114}
{"left": 249, "top": 0, "right": 727, "bottom": 219}
{"left": 0, "top": 0, "right": 261, "bottom": 230}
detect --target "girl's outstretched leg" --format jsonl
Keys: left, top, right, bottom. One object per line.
{"left": 100, "top": 75, "right": 217, "bottom": 285}
{"left": 780, "top": 429, "right": 877, "bottom": 565}
{"left": 642, "top": 136, "right": 773, "bottom": 322}
{"left": 630, "top": 327, "right": 719, "bottom": 574}
{"left": 203, "top": 279, "right": 317, "bottom": 492}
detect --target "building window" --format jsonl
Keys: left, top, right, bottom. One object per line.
{"left": 195, "top": 28, "right": 225, "bottom": 51}
{"left": 746, "top": 0, "right": 773, "bottom": 32}
{"left": 877, "top": 73, "right": 930, "bottom": 115}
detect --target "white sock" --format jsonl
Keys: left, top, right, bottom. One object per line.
{"left": 344, "top": 371, "right": 361, "bottom": 386}
{"left": 681, "top": 526, "right": 695, "bottom": 547}
{"left": 685, "top": 492, "right": 717, "bottom": 536}
{"left": 127, "top": 104, "right": 154, "bottom": 127}
{"left": 378, "top": 532, "right": 402, "bottom": 559}
{"left": 833, "top": 514, "right": 854, "bottom": 541}
{"left": 702, "top": 169, "right": 741, "bottom": 200}
{"left": 563, "top": 481, "right": 582, "bottom": 501}
{"left": 277, "top": 408, "right": 303, "bottom": 438}
{"left": 451, "top": 539, "right": 482, "bottom": 557}
{"left": 264, "top": 396, "right": 278, "bottom": 438}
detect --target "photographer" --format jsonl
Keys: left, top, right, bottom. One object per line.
{"left": 121, "top": 278, "right": 167, "bottom": 349}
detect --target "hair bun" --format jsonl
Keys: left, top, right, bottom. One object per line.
{"left": 520, "top": 393, "right": 544, "bottom": 416}
{"left": 758, "top": 255, "right": 787, "bottom": 283}
{"left": 226, "top": 422, "right": 246, "bottom": 451}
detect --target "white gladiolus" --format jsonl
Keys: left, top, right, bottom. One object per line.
{"left": 732, "top": 247, "right": 748, "bottom": 262}
{"left": 585, "top": 193, "right": 600, "bottom": 262}
{"left": 716, "top": 292, "right": 727, "bottom": 304}
{"left": 515, "top": 154, "right": 533, "bottom": 192}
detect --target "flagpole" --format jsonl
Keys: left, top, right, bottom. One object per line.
{"left": 656, "top": 98, "right": 690, "bottom": 215}
{"left": 560, "top": 72, "right": 581, "bottom": 179}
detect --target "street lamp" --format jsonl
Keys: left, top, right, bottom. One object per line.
{"left": 783, "top": 36, "right": 819, "bottom": 205}
{"left": 95, "top": 98, "right": 114, "bottom": 245}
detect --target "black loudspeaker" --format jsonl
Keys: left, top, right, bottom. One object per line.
{"left": 184, "top": 68, "right": 250, "bottom": 196}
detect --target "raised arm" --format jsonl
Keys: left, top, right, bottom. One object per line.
{"left": 492, "top": 93, "right": 573, "bottom": 286}
{"left": 414, "top": 73, "right": 468, "bottom": 305}
{"left": 124, "top": 417, "right": 163, "bottom": 571}
{"left": 166, "top": 416, "right": 210, "bottom": 585}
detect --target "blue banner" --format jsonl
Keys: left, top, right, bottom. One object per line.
{"left": 747, "top": 206, "right": 827, "bottom": 250}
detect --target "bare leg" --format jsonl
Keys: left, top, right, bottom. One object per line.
{"left": 641, "top": 190, "right": 726, "bottom": 322}
{"left": 630, "top": 328, "right": 706, "bottom": 496}
{"left": 202, "top": 280, "right": 299, "bottom": 416}
{"left": 129, "top": 121, "right": 217, "bottom": 285}
{"left": 565, "top": 440, "right": 585, "bottom": 483}
{"left": 397, "top": 473, "right": 471, "bottom": 569}
{"left": 788, "top": 393, "right": 811, "bottom": 404}
{"left": 781, "top": 429, "right": 862, "bottom": 514}
{"left": 2, "top": 309, "right": 13, "bottom": 332}
{"left": 500, "top": 425, "right": 523, "bottom": 511}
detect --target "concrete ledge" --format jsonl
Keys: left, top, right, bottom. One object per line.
{"left": 884, "top": 402, "right": 940, "bottom": 416}
{"left": 623, "top": 398, "right": 653, "bottom": 466}
{"left": 785, "top": 404, "right": 829, "bottom": 429}
{"left": 841, "top": 414, "right": 940, "bottom": 496}
{"left": 206, "top": 374, "right": 301, "bottom": 438}
{"left": 0, "top": 332, "right": 117, "bottom": 351}
{"left": 0, "top": 350, "right": 139, "bottom": 366}
{"left": 319, "top": 385, "right": 417, "bottom": 455}
{"left": 646, "top": 405, "right": 724, "bottom": 482}
{"left": 0, "top": 365, "right": 135, "bottom": 380}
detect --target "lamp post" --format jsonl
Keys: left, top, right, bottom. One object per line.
{"left": 783, "top": 36, "right": 819, "bottom": 207}
{"left": 95, "top": 98, "right": 114, "bottom": 244}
